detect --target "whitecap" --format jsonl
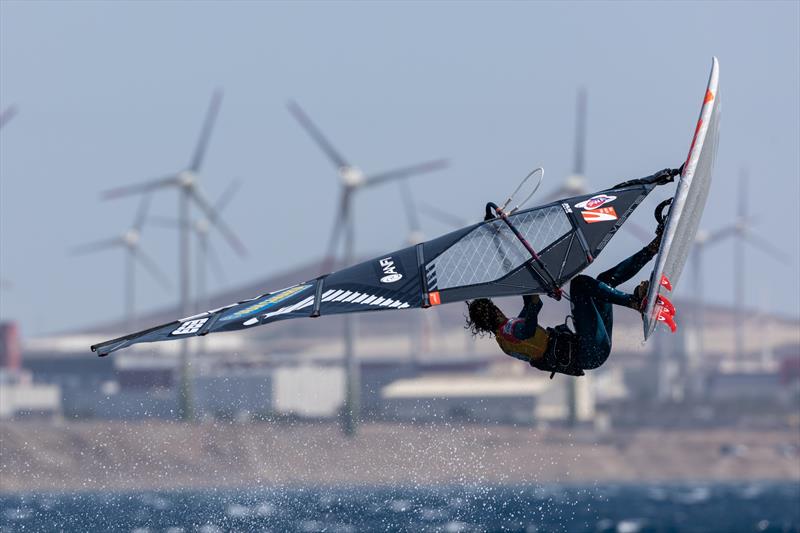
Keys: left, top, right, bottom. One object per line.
{"left": 226, "top": 503, "right": 250, "bottom": 518}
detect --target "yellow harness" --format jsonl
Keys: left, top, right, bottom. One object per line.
{"left": 494, "top": 318, "right": 550, "bottom": 364}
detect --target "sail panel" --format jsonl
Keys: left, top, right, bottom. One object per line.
{"left": 426, "top": 205, "right": 571, "bottom": 291}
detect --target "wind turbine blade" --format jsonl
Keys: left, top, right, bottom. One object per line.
{"left": 214, "top": 178, "right": 243, "bottom": 212}
{"left": 206, "top": 241, "right": 227, "bottom": 284}
{"left": 418, "top": 201, "right": 469, "bottom": 228}
{"left": 743, "top": 234, "right": 791, "bottom": 264}
{"left": 147, "top": 215, "right": 184, "bottom": 229}
{"left": 134, "top": 248, "right": 171, "bottom": 289}
{"left": 0, "top": 105, "right": 18, "bottom": 129}
{"left": 320, "top": 191, "right": 349, "bottom": 273}
{"left": 189, "top": 89, "right": 223, "bottom": 172}
{"left": 364, "top": 158, "right": 449, "bottom": 188}
{"left": 189, "top": 188, "right": 247, "bottom": 257}
{"left": 102, "top": 174, "right": 178, "bottom": 199}
{"left": 132, "top": 193, "right": 153, "bottom": 231}
{"left": 399, "top": 180, "right": 421, "bottom": 234}
{"left": 70, "top": 237, "right": 122, "bottom": 256}
{"left": 704, "top": 225, "right": 737, "bottom": 246}
{"left": 573, "top": 87, "right": 587, "bottom": 176}
{"left": 287, "top": 100, "right": 350, "bottom": 169}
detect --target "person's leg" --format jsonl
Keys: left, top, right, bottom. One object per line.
{"left": 596, "top": 245, "right": 656, "bottom": 288}
{"left": 597, "top": 198, "right": 671, "bottom": 288}
{"left": 571, "top": 272, "right": 637, "bottom": 307}
{"left": 569, "top": 275, "right": 614, "bottom": 369}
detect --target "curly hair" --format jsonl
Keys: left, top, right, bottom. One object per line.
{"left": 464, "top": 298, "right": 506, "bottom": 338}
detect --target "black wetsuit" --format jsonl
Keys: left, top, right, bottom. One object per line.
{"left": 512, "top": 244, "right": 657, "bottom": 376}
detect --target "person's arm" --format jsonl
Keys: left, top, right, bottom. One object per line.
{"left": 611, "top": 165, "right": 683, "bottom": 189}
{"left": 512, "top": 295, "right": 542, "bottom": 339}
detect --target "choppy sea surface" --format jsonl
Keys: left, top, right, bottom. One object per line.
{"left": 1, "top": 482, "right": 798, "bottom": 532}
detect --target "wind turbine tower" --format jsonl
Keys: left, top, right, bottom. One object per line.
{"left": 72, "top": 194, "right": 170, "bottom": 330}
{"left": 103, "top": 90, "right": 245, "bottom": 421}
{"left": 728, "top": 169, "right": 787, "bottom": 359}
{"left": 288, "top": 101, "right": 447, "bottom": 436}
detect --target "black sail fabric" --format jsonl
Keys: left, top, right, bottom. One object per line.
{"left": 92, "top": 182, "right": 655, "bottom": 356}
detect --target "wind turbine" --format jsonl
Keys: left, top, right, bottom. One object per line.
{"left": 726, "top": 170, "right": 788, "bottom": 359}
{"left": 689, "top": 169, "right": 788, "bottom": 361}
{"left": 399, "top": 180, "right": 426, "bottom": 247}
{"left": 149, "top": 179, "right": 243, "bottom": 314}
{"left": 288, "top": 100, "right": 448, "bottom": 436}
{"left": 398, "top": 180, "right": 441, "bottom": 362}
{"left": 417, "top": 202, "right": 478, "bottom": 358}
{"left": 543, "top": 89, "right": 653, "bottom": 243}
{"left": 689, "top": 226, "right": 735, "bottom": 360}
{"left": 72, "top": 194, "right": 170, "bottom": 330}
{"left": 103, "top": 90, "right": 245, "bottom": 421}
{"left": 540, "top": 89, "right": 595, "bottom": 426}
{"left": 543, "top": 88, "right": 588, "bottom": 203}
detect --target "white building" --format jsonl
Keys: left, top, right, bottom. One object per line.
{"left": 381, "top": 373, "right": 593, "bottom": 425}
{"left": 0, "top": 370, "right": 61, "bottom": 419}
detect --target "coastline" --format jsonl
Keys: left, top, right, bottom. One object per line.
{"left": 1, "top": 421, "right": 798, "bottom": 493}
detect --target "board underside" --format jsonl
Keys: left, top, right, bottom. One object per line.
{"left": 643, "top": 57, "right": 721, "bottom": 340}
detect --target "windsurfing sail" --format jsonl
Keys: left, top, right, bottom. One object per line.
{"left": 92, "top": 180, "right": 660, "bottom": 356}
{"left": 642, "top": 57, "right": 721, "bottom": 340}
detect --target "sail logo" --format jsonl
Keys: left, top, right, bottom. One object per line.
{"left": 581, "top": 207, "right": 618, "bottom": 224}
{"left": 220, "top": 284, "right": 312, "bottom": 321}
{"left": 379, "top": 257, "right": 403, "bottom": 283}
{"left": 171, "top": 318, "right": 209, "bottom": 336}
{"left": 575, "top": 194, "right": 616, "bottom": 211}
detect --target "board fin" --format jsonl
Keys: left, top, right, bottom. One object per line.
{"left": 657, "top": 294, "right": 675, "bottom": 316}
{"left": 655, "top": 295, "right": 677, "bottom": 333}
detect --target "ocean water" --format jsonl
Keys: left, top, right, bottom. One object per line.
{"left": 1, "top": 482, "right": 798, "bottom": 532}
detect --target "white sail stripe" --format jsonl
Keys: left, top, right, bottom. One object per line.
{"left": 292, "top": 296, "right": 317, "bottom": 310}
{"left": 341, "top": 292, "right": 361, "bottom": 303}
{"left": 322, "top": 290, "right": 344, "bottom": 302}
{"left": 247, "top": 290, "right": 412, "bottom": 322}
{"left": 333, "top": 291, "right": 353, "bottom": 302}
{"left": 297, "top": 296, "right": 317, "bottom": 309}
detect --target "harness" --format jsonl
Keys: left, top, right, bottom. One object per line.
{"left": 495, "top": 317, "right": 585, "bottom": 378}
{"left": 539, "top": 322, "right": 585, "bottom": 378}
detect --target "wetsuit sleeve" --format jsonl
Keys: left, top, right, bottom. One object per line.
{"left": 512, "top": 295, "right": 542, "bottom": 339}
{"left": 611, "top": 167, "right": 681, "bottom": 189}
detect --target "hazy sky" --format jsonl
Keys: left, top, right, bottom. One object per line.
{"left": 1, "top": 1, "right": 798, "bottom": 336}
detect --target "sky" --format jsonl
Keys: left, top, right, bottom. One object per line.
{"left": 1, "top": 0, "right": 798, "bottom": 336}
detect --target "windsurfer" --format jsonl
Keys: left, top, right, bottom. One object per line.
{"left": 465, "top": 167, "right": 681, "bottom": 377}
